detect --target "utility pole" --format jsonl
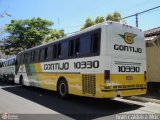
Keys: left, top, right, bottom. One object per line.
{"left": 135, "top": 13, "right": 138, "bottom": 27}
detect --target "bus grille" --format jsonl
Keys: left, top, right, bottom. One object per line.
{"left": 82, "top": 74, "right": 96, "bottom": 95}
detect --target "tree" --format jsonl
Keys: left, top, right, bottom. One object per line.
{"left": 1, "top": 18, "right": 64, "bottom": 55}
{"left": 106, "top": 12, "right": 121, "bottom": 22}
{"left": 80, "top": 18, "right": 95, "bottom": 30}
{"left": 81, "top": 11, "right": 124, "bottom": 30}
{"left": 95, "top": 16, "right": 105, "bottom": 24}
{"left": 44, "top": 29, "right": 65, "bottom": 43}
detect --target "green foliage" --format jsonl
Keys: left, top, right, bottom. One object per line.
{"left": 106, "top": 12, "right": 121, "bottom": 22}
{"left": 2, "top": 17, "right": 64, "bottom": 55}
{"left": 81, "top": 11, "right": 125, "bottom": 30}
{"left": 44, "top": 29, "right": 65, "bottom": 43}
{"left": 80, "top": 18, "right": 95, "bottom": 30}
{"left": 95, "top": 16, "right": 105, "bottom": 24}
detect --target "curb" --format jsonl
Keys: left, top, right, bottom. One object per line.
{"left": 126, "top": 96, "right": 160, "bottom": 104}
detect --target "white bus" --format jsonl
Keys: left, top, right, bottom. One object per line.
{"left": 0, "top": 57, "right": 16, "bottom": 83}
{"left": 15, "top": 21, "right": 147, "bottom": 98}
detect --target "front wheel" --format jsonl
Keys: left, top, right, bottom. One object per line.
{"left": 57, "top": 79, "right": 68, "bottom": 99}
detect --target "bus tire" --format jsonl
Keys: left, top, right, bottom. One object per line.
{"left": 57, "top": 78, "right": 68, "bottom": 99}
{"left": 19, "top": 75, "right": 24, "bottom": 86}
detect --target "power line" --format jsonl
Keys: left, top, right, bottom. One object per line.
{"left": 121, "top": 5, "right": 160, "bottom": 27}
{"left": 0, "top": 7, "right": 10, "bottom": 18}
{"left": 65, "top": 5, "right": 160, "bottom": 34}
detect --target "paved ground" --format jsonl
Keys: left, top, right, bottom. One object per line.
{"left": 0, "top": 82, "right": 160, "bottom": 120}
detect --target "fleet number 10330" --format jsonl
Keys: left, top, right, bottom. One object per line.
{"left": 118, "top": 66, "right": 140, "bottom": 73}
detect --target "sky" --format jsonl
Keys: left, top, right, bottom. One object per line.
{"left": 0, "top": 0, "right": 160, "bottom": 36}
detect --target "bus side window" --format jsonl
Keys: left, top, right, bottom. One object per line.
{"left": 53, "top": 44, "right": 57, "bottom": 59}
{"left": 9, "top": 60, "right": 11, "bottom": 66}
{"left": 21, "top": 54, "right": 24, "bottom": 64}
{"left": 91, "top": 32, "right": 100, "bottom": 53}
{"left": 75, "top": 38, "right": 80, "bottom": 55}
{"left": 30, "top": 52, "right": 33, "bottom": 63}
{"left": 10, "top": 60, "right": 12, "bottom": 66}
{"left": 44, "top": 47, "right": 48, "bottom": 60}
{"left": 34, "top": 50, "right": 38, "bottom": 62}
{"left": 61, "top": 41, "right": 68, "bottom": 58}
{"left": 39, "top": 49, "right": 41, "bottom": 61}
{"left": 13, "top": 58, "right": 16, "bottom": 65}
{"left": 41, "top": 48, "right": 45, "bottom": 61}
{"left": 27, "top": 52, "right": 31, "bottom": 63}
{"left": 7, "top": 60, "right": 9, "bottom": 66}
{"left": 30, "top": 51, "right": 35, "bottom": 63}
{"left": 24, "top": 53, "right": 28, "bottom": 63}
{"left": 69, "top": 40, "right": 74, "bottom": 56}
{"left": 23, "top": 54, "right": 25, "bottom": 64}
{"left": 57, "top": 44, "right": 61, "bottom": 58}
{"left": 22, "top": 54, "right": 24, "bottom": 64}
{"left": 79, "top": 35, "right": 91, "bottom": 55}
{"left": 32, "top": 51, "right": 35, "bottom": 62}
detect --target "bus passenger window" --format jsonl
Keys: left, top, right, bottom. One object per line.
{"left": 53, "top": 44, "right": 57, "bottom": 59}
{"left": 75, "top": 38, "right": 80, "bottom": 55}
{"left": 79, "top": 35, "right": 91, "bottom": 55}
{"left": 39, "top": 49, "right": 41, "bottom": 61}
{"left": 23, "top": 54, "right": 25, "bottom": 63}
{"left": 57, "top": 44, "right": 61, "bottom": 58}
{"left": 27, "top": 53, "right": 31, "bottom": 63}
{"left": 44, "top": 47, "right": 48, "bottom": 60}
{"left": 21, "top": 54, "right": 24, "bottom": 64}
{"left": 25, "top": 53, "right": 28, "bottom": 62}
{"left": 30, "top": 52, "right": 33, "bottom": 62}
{"left": 32, "top": 51, "right": 35, "bottom": 62}
{"left": 69, "top": 40, "right": 74, "bottom": 56}
{"left": 30, "top": 51, "right": 35, "bottom": 62}
{"left": 91, "top": 33, "right": 100, "bottom": 53}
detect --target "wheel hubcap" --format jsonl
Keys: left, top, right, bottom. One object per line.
{"left": 60, "top": 83, "right": 66, "bottom": 96}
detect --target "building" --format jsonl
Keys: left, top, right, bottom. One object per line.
{"left": 145, "top": 27, "right": 160, "bottom": 90}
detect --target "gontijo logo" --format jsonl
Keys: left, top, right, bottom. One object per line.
{"left": 119, "top": 32, "right": 136, "bottom": 44}
{"left": 114, "top": 32, "right": 142, "bottom": 53}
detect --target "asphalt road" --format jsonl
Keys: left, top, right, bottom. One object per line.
{"left": 0, "top": 81, "right": 160, "bottom": 120}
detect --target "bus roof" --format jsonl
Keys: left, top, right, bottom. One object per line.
{"left": 17, "top": 21, "right": 141, "bottom": 55}
{"left": 4, "top": 57, "right": 16, "bottom": 61}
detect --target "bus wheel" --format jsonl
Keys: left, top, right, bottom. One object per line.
{"left": 57, "top": 78, "right": 68, "bottom": 99}
{"left": 19, "top": 75, "right": 24, "bottom": 86}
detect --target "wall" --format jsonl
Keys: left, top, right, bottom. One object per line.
{"left": 146, "top": 37, "right": 160, "bottom": 82}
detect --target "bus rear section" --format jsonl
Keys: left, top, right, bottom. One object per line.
{"left": 100, "top": 23, "right": 147, "bottom": 98}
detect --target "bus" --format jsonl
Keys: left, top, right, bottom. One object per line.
{"left": 0, "top": 59, "right": 5, "bottom": 81}
{"left": 0, "top": 57, "right": 16, "bottom": 83}
{"left": 15, "top": 21, "right": 147, "bottom": 98}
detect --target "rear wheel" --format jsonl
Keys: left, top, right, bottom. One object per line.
{"left": 57, "top": 79, "right": 68, "bottom": 99}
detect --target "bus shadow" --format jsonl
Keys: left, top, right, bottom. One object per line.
{"left": 0, "top": 81, "right": 16, "bottom": 86}
{"left": 2, "top": 85, "right": 143, "bottom": 120}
